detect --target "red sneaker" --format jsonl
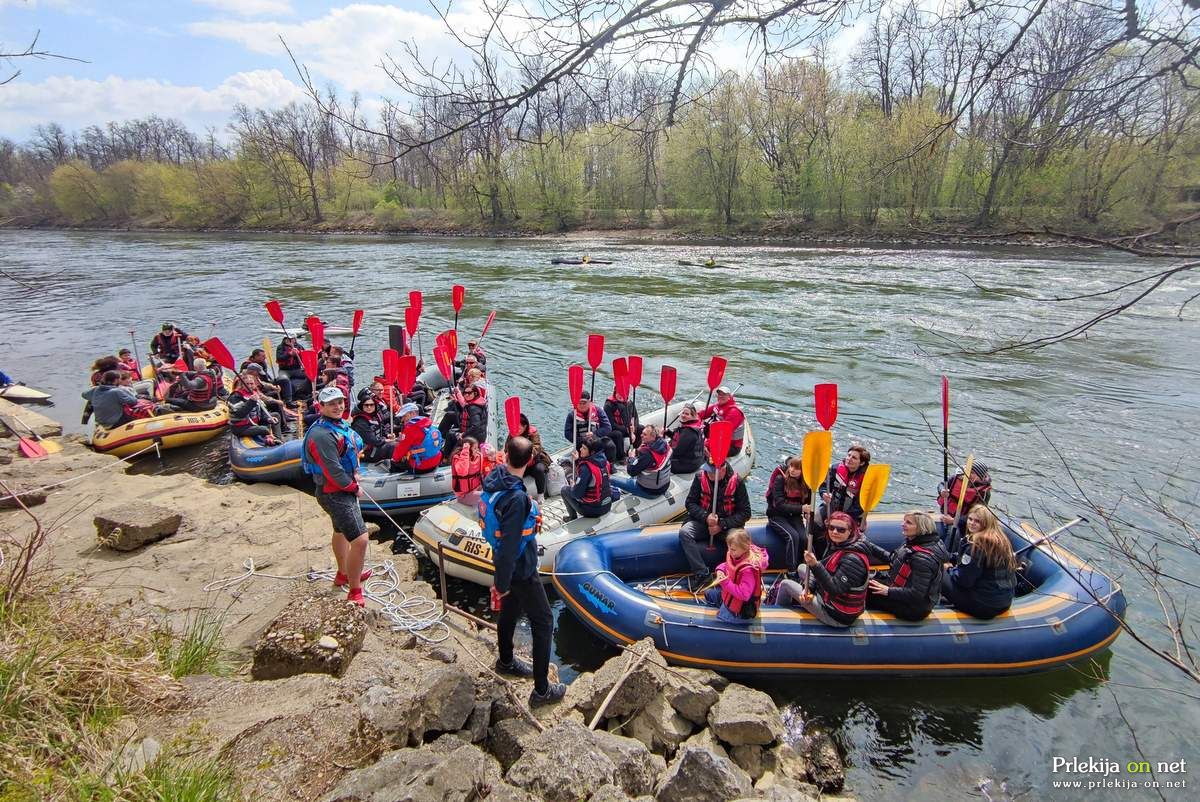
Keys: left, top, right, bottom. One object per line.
{"left": 332, "top": 569, "right": 373, "bottom": 588}
{"left": 346, "top": 587, "right": 365, "bottom": 607}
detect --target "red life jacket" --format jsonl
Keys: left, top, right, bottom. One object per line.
{"left": 187, "top": 372, "right": 215, "bottom": 403}
{"left": 720, "top": 552, "right": 765, "bottom": 618}
{"left": 460, "top": 393, "right": 486, "bottom": 435}
{"left": 579, "top": 458, "right": 610, "bottom": 505}
{"left": 835, "top": 462, "right": 865, "bottom": 497}
{"left": 452, "top": 450, "right": 485, "bottom": 494}
{"left": 572, "top": 404, "right": 600, "bottom": 440}
{"left": 941, "top": 472, "right": 992, "bottom": 517}
{"left": 819, "top": 547, "right": 870, "bottom": 616}
{"left": 891, "top": 544, "right": 932, "bottom": 588}
{"left": 122, "top": 399, "right": 158, "bottom": 421}
{"left": 699, "top": 470, "right": 739, "bottom": 515}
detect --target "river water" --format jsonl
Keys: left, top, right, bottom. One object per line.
{"left": 2, "top": 229, "right": 1197, "bottom": 800}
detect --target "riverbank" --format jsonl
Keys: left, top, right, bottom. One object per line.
{"left": 1, "top": 425, "right": 856, "bottom": 801}
{"left": 3, "top": 217, "right": 1179, "bottom": 251}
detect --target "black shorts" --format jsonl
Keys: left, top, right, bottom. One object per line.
{"left": 314, "top": 485, "right": 367, "bottom": 540}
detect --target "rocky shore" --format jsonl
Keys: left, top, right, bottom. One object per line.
{"left": 1, "top": 407, "right": 857, "bottom": 801}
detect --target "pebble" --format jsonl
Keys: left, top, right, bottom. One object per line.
{"left": 318, "top": 636, "right": 339, "bottom": 650}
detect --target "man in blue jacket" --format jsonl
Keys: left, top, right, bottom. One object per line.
{"left": 301, "top": 386, "right": 370, "bottom": 607}
{"left": 480, "top": 435, "right": 565, "bottom": 706}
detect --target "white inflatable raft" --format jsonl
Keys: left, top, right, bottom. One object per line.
{"left": 410, "top": 401, "right": 756, "bottom": 586}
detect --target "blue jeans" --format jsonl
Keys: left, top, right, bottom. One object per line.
{"left": 610, "top": 476, "right": 665, "bottom": 499}
{"left": 703, "top": 587, "right": 751, "bottom": 625}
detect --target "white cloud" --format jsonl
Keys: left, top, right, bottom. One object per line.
{"left": 188, "top": 2, "right": 491, "bottom": 94}
{"left": 0, "top": 69, "right": 307, "bottom": 137}
{"left": 192, "top": 0, "right": 294, "bottom": 16}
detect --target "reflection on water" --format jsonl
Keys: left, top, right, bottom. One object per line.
{"left": 3, "top": 229, "right": 1197, "bottom": 800}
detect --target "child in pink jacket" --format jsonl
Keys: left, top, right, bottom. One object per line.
{"left": 702, "top": 528, "right": 767, "bottom": 623}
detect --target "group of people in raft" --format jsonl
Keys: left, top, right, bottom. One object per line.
{"left": 702, "top": 446, "right": 1015, "bottom": 627}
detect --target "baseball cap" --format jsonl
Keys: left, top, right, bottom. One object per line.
{"left": 318, "top": 386, "right": 346, "bottom": 403}
{"left": 716, "top": 385, "right": 732, "bottom": 394}
{"left": 397, "top": 402, "right": 419, "bottom": 416}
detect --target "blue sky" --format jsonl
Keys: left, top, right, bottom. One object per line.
{"left": 0, "top": 1, "right": 491, "bottom": 139}
{"left": 0, "top": 1, "right": 867, "bottom": 141}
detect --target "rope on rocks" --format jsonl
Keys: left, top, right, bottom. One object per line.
{"left": 203, "top": 557, "right": 450, "bottom": 644}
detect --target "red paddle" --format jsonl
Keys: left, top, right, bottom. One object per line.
{"left": 202, "top": 337, "right": 236, "bottom": 373}
{"left": 397, "top": 354, "right": 416, "bottom": 395}
{"left": 409, "top": 291, "right": 424, "bottom": 360}
{"left": 705, "top": 419, "right": 735, "bottom": 548}
{"left": 349, "top": 309, "right": 364, "bottom": 354}
{"left": 300, "top": 350, "right": 319, "bottom": 383}
{"left": 452, "top": 284, "right": 465, "bottom": 333}
{"left": 305, "top": 316, "right": 325, "bottom": 353}
{"left": 382, "top": 348, "right": 400, "bottom": 385}
{"left": 704, "top": 355, "right": 727, "bottom": 412}
{"left": 434, "top": 345, "right": 453, "bottom": 383}
{"left": 586, "top": 333, "right": 604, "bottom": 405}
{"left": 612, "top": 357, "right": 628, "bottom": 399}
{"left": 445, "top": 329, "right": 458, "bottom": 361}
{"left": 627, "top": 354, "right": 643, "bottom": 430}
{"left": 479, "top": 310, "right": 497, "bottom": 342}
{"left": 942, "top": 375, "right": 950, "bottom": 483}
{"left": 504, "top": 396, "right": 522, "bottom": 438}
{"left": 568, "top": 364, "right": 584, "bottom": 476}
{"left": 404, "top": 305, "right": 419, "bottom": 337}
{"left": 815, "top": 383, "right": 838, "bottom": 430}
{"left": 265, "top": 300, "right": 287, "bottom": 336}
{"left": 0, "top": 416, "right": 47, "bottom": 459}
{"left": 659, "top": 365, "right": 677, "bottom": 429}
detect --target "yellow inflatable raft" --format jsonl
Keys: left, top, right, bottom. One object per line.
{"left": 91, "top": 404, "right": 230, "bottom": 457}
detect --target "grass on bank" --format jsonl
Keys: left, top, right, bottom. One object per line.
{"left": 0, "top": 589, "right": 238, "bottom": 801}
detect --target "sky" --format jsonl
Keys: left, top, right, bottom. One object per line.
{"left": 0, "top": 0, "right": 868, "bottom": 141}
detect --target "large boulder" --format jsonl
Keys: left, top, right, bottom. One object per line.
{"left": 359, "top": 684, "right": 423, "bottom": 747}
{"left": 654, "top": 745, "right": 753, "bottom": 802}
{"left": 707, "top": 682, "right": 784, "bottom": 746}
{"left": 624, "top": 692, "right": 695, "bottom": 756}
{"left": 322, "top": 739, "right": 533, "bottom": 802}
{"left": 506, "top": 720, "right": 618, "bottom": 802}
{"left": 221, "top": 703, "right": 368, "bottom": 801}
{"left": 664, "top": 669, "right": 722, "bottom": 725}
{"left": 578, "top": 639, "right": 667, "bottom": 721}
{"left": 730, "top": 744, "right": 766, "bottom": 780}
{"left": 679, "top": 728, "right": 728, "bottom": 760}
{"left": 801, "top": 732, "right": 845, "bottom": 792}
{"left": 589, "top": 728, "right": 668, "bottom": 797}
{"left": 589, "top": 785, "right": 633, "bottom": 802}
{"left": 419, "top": 664, "right": 476, "bottom": 734}
{"left": 252, "top": 595, "right": 367, "bottom": 680}
{"left": 94, "top": 503, "right": 181, "bottom": 551}
{"left": 488, "top": 717, "right": 540, "bottom": 772}
{"left": 458, "top": 700, "right": 492, "bottom": 744}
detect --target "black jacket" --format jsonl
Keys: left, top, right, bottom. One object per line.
{"left": 684, "top": 468, "right": 750, "bottom": 531}
{"left": 864, "top": 531, "right": 950, "bottom": 621}
{"left": 810, "top": 539, "right": 870, "bottom": 626}
{"left": 668, "top": 421, "right": 705, "bottom": 474}
{"left": 766, "top": 469, "right": 810, "bottom": 522}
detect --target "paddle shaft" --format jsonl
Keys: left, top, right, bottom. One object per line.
{"left": 1014, "top": 517, "right": 1087, "bottom": 557}
{"left": 0, "top": 417, "right": 46, "bottom": 458}
{"left": 950, "top": 454, "right": 975, "bottom": 531}
{"left": 129, "top": 330, "right": 142, "bottom": 374}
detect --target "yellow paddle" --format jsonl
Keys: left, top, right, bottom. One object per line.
{"left": 800, "top": 430, "right": 833, "bottom": 593}
{"left": 262, "top": 336, "right": 277, "bottom": 379}
{"left": 951, "top": 454, "right": 975, "bottom": 530}
{"left": 857, "top": 463, "right": 891, "bottom": 525}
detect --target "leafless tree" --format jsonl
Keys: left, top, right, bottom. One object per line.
{"left": 0, "top": 30, "right": 82, "bottom": 86}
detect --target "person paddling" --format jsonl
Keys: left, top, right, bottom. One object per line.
{"left": 301, "top": 386, "right": 370, "bottom": 607}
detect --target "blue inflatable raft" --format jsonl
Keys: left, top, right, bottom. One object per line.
{"left": 228, "top": 435, "right": 303, "bottom": 484}
{"left": 553, "top": 513, "right": 1125, "bottom": 677}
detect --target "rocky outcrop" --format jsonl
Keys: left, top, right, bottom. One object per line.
{"left": 707, "top": 682, "right": 785, "bottom": 746}
{"left": 624, "top": 692, "right": 695, "bottom": 756}
{"left": 654, "top": 745, "right": 753, "bottom": 802}
{"left": 665, "top": 668, "right": 723, "bottom": 725}
{"left": 252, "top": 595, "right": 367, "bottom": 680}
{"left": 577, "top": 638, "right": 667, "bottom": 720}
{"left": 94, "top": 502, "right": 181, "bottom": 551}
{"left": 506, "top": 721, "right": 620, "bottom": 802}
{"left": 590, "top": 727, "right": 667, "bottom": 797}
{"left": 801, "top": 731, "right": 846, "bottom": 792}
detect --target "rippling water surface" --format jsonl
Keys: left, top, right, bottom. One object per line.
{"left": 3, "top": 229, "right": 1198, "bottom": 800}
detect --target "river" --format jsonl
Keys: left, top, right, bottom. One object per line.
{"left": 2, "top": 229, "right": 1197, "bottom": 800}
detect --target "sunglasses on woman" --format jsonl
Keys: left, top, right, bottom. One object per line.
{"left": 827, "top": 524, "right": 850, "bottom": 534}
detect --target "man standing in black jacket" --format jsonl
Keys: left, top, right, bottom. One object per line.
{"left": 482, "top": 436, "right": 565, "bottom": 706}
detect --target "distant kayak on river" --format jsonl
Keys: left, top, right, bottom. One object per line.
{"left": 550, "top": 257, "right": 614, "bottom": 265}
{"left": 678, "top": 259, "right": 735, "bottom": 269}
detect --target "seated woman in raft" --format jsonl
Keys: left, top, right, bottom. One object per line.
{"left": 864, "top": 511, "right": 949, "bottom": 621}
{"left": 773, "top": 511, "right": 870, "bottom": 628}
{"left": 766, "top": 455, "right": 813, "bottom": 576}
{"left": 701, "top": 528, "right": 767, "bottom": 624}
{"left": 940, "top": 504, "right": 1017, "bottom": 619}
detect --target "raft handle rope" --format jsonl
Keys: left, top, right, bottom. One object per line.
{"left": 0, "top": 441, "right": 160, "bottom": 504}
